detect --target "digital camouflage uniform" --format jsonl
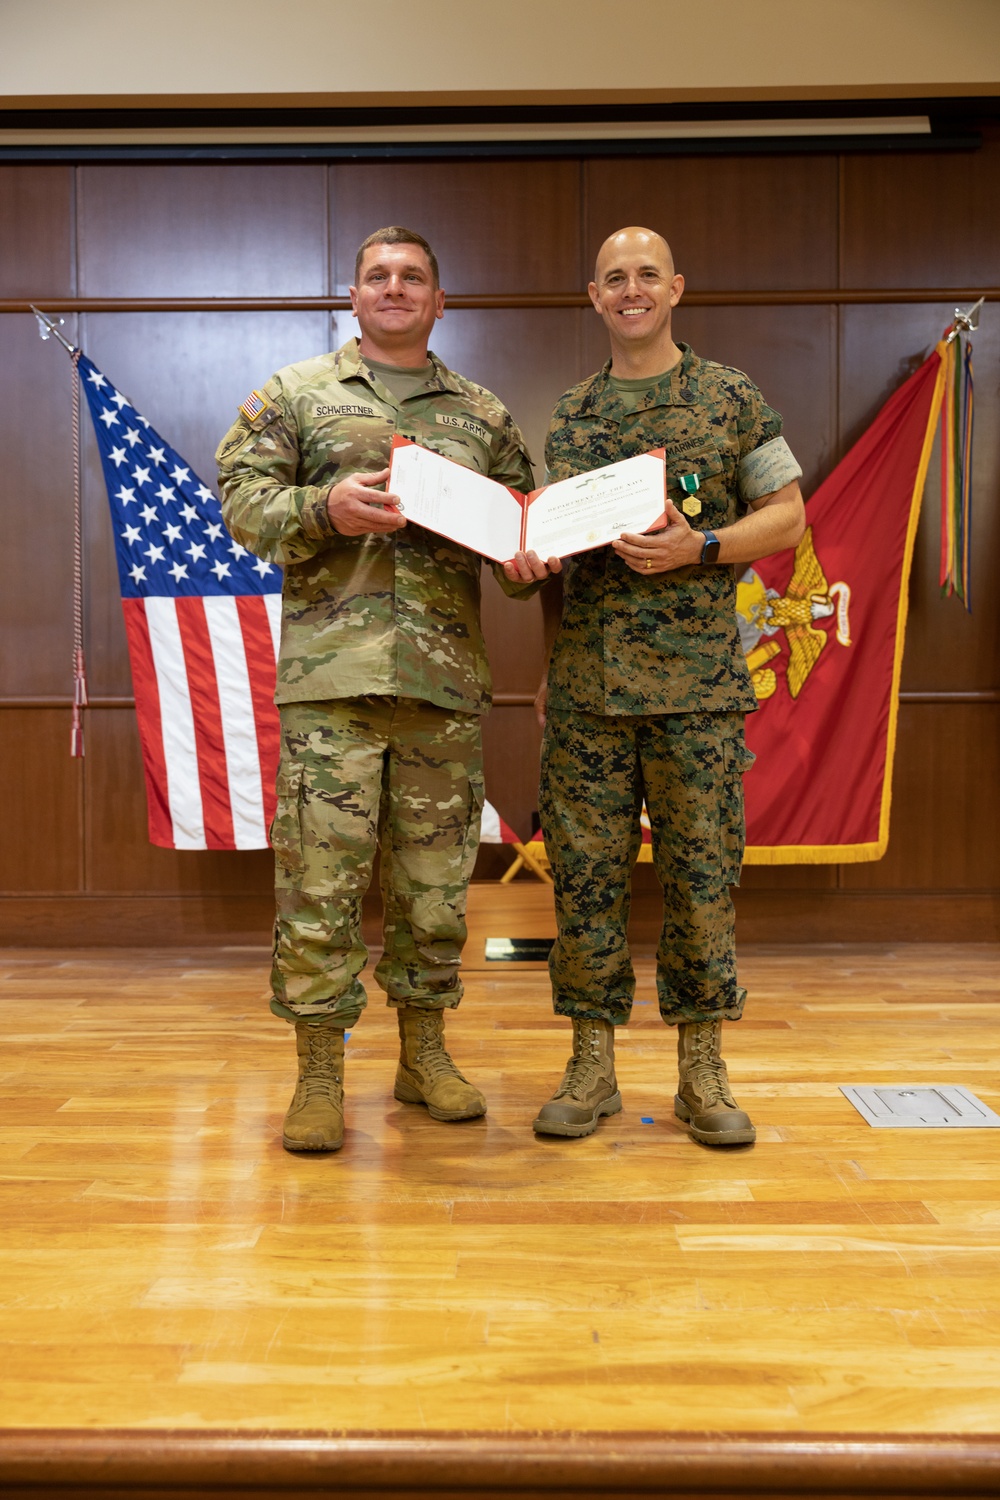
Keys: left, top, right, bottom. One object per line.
{"left": 541, "top": 343, "right": 800, "bottom": 1026}
{"left": 217, "top": 339, "right": 533, "bottom": 1026}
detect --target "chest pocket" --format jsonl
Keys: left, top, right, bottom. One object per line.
{"left": 665, "top": 446, "right": 730, "bottom": 528}
{"left": 417, "top": 431, "right": 492, "bottom": 477}
{"left": 307, "top": 410, "right": 396, "bottom": 483}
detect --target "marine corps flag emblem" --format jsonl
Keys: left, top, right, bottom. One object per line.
{"left": 742, "top": 345, "right": 948, "bottom": 863}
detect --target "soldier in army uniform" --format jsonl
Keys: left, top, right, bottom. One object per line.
{"left": 504, "top": 227, "right": 806, "bottom": 1145}
{"left": 218, "top": 227, "right": 533, "bottom": 1153}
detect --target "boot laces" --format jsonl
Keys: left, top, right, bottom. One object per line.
{"left": 413, "top": 1013, "right": 464, "bottom": 1082}
{"left": 686, "top": 1060, "right": 737, "bottom": 1109}
{"left": 685, "top": 1025, "right": 736, "bottom": 1108}
{"left": 301, "top": 1030, "right": 343, "bottom": 1099}
{"left": 557, "top": 1024, "right": 605, "bottom": 1100}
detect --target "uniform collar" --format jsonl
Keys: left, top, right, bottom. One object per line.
{"left": 576, "top": 342, "right": 700, "bottom": 419}
{"left": 333, "top": 338, "right": 464, "bottom": 396}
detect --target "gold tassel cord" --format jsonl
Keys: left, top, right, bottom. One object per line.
{"left": 70, "top": 347, "right": 89, "bottom": 757}
{"left": 32, "top": 308, "right": 89, "bottom": 757}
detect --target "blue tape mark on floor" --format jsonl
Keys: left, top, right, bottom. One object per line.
{"left": 640, "top": 1116, "right": 654, "bottom": 1124}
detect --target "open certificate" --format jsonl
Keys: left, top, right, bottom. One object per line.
{"left": 388, "top": 436, "right": 667, "bottom": 563}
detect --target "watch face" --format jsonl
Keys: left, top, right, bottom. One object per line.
{"left": 702, "top": 532, "right": 720, "bottom": 563}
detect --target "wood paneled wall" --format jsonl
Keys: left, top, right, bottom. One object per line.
{"left": 1, "top": 146, "right": 997, "bottom": 942}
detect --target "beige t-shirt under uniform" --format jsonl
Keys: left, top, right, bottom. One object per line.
{"left": 363, "top": 356, "right": 435, "bottom": 405}
{"left": 608, "top": 371, "right": 674, "bottom": 413}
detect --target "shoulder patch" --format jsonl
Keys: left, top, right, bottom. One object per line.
{"left": 217, "top": 427, "right": 255, "bottom": 461}
{"left": 239, "top": 389, "right": 282, "bottom": 431}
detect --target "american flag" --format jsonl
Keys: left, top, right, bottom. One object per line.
{"left": 479, "top": 801, "right": 519, "bottom": 844}
{"left": 78, "top": 354, "right": 282, "bottom": 851}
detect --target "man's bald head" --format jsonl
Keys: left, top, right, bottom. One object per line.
{"left": 594, "top": 226, "right": 675, "bottom": 283}
{"left": 588, "top": 226, "right": 684, "bottom": 372}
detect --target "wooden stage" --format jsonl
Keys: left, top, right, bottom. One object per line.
{"left": 2, "top": 885, "right": 999, "bottom": 1498}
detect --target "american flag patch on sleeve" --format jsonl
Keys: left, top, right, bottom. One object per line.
{"left": 239, "top": 390, "right": 266, "bottom": 423}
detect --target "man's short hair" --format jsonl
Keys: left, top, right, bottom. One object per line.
{"left": 354, "top": 226, "right": 440, "bottom": 288}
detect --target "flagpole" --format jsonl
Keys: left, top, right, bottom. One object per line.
{"left": 30, "top": 305, "right": 77, "bottom": 355}
{"left": 32, "top": 307, "right": 89, "bottom": 756}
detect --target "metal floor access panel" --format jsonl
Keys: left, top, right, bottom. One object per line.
{"left": 841, "top": 1084, "right": 1000, "bottom": 1127}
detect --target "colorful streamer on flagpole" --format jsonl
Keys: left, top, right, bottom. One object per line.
{"left": 937, "top": 299, "right": 981, "bottom": 610}
{"left": 960, "top": 337, "right": 974, "bottom": 606}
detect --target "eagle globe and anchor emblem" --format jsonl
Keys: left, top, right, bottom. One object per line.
{"left": 737, "top": 526, "right": 853, "bottom": 700}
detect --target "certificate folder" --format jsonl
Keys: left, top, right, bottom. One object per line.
{"left": 388, "top": 435, "right": 667, "bottom": 563}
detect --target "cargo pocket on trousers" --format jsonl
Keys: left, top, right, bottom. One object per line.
{"left": 270, "top": 763, "right": 305, "bottom": 878}
{"left": 462, "top": 772, "right": 487, "bottom": 864}
{"left": 720, "top": 736, "right": 756, "bottom": 885}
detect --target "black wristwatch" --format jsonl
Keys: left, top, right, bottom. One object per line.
{"left": 700, "top": 529, "right": 721, "bottom": 564}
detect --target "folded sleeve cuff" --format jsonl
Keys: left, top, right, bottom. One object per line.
{"left": 490, "top": 561, "right": 545, "bottom": 599}
{"left": 737, "top": 436, "right": 802, "bottom": 502}
{"left": 299, "top": 487, "right": 338, "bottom": 541}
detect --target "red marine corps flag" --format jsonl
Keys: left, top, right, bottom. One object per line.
{"left": 741, "top": 343, "right": 949, "bottom": 862}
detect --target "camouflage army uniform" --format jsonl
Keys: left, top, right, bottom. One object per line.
{"left": 217, "top": 339, "right": 533, "bottom": 1026}
{"left": 541, "top": 343, "right": 798, "bottom": 1026}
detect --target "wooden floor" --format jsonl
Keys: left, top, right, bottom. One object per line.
{"left": 2, "top": 887, "right": 1000, "bottom": 1493}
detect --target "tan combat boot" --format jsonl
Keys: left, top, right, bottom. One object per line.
{"left": 533, "top": 1017, "right": 622, "bottom": 1138}
{"left": 393, "top": 1007, "right": 487, "bottom": 1121}
{"left": 675, "top": 1019, "right": 756, "bottom": 1145}
{"left": 282, "top": 1020, "right": 345, "bottom": 1153}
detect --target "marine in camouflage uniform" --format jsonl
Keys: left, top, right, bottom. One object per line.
{"left": 511, "top": 227, "right": 805, "bottom": 1145}
{"left": 541, "top": 345, "right": 782, "bottom": 1028}
{"left": 217, "top": 228, "right": 533, "bottom": 1152}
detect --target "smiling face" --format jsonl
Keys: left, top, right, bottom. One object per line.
{"left": 349, "top": 241, "right": 446, "bottom": 364}
{"left": 588, "top": 227, "right": 684, "bottom": 369}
